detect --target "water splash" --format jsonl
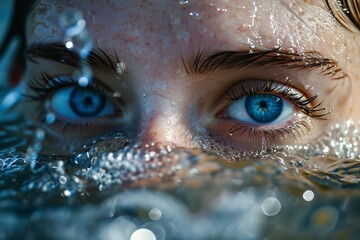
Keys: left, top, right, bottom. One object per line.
{"left": 0, "top": 118, "right": 360, "bottom": 238}
{"left": 58, "top": 8, "right": 93, "bottom": 87}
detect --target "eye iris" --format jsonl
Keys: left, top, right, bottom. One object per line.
{"left": 245, "top": 94, "right": 283, "bottom": 123}
{"left": 69, "top": 87, "right": 106, "bottom": 117}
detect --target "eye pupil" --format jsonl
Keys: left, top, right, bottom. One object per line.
{"left": 84, "top": 97, "right": 93, "bottom": 106}
{"left": 69, "top": 87, "right": 106, "bottom": 117}
{"left": 245, "top": 94, "right": 283, "bottom": 123}
{"left": 259, "top": 101, "right": 267, "bottom": 109}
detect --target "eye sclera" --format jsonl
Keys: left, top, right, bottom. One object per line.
{"left": 207, "top": 79, "right": 330, "bottom": 144}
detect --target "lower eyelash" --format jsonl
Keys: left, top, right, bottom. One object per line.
{"left": 226, "top": 80, "right": 331, "bottom": 120}
{"left": 228, "top": 118, "right": 313, "bottom": 141}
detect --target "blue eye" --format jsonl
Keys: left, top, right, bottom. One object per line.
{"left": 226, "top": 94, "right": 295, "bottom": 125}
{"left": 50, "top": 87, "right": 116, "bottom": 119}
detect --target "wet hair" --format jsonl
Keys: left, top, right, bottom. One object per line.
{"left": 326, "top": 0, "right": 360, "bottom": 32}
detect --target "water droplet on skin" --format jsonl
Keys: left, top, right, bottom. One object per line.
{"left": 116, "top": 61, "right": 126, "bottom": 75}
{"left": 112, "top": 92, "right": 122, "bottom": 98}
{"left": 189, "top": 12, "right": 201, "bottom": 19}
{"left": 179, "top": 0, "right": 189, "bottom": 4}
{"left": 216, "top": 8, "right": 228, "bottom": 12}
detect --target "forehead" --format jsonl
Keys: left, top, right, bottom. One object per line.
{"left": 27, "top": 0, "right": 344, "bottom": 60}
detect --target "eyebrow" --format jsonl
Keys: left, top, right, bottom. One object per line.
{"left": 25, "top": 42, "right": 128, "bottom": 78}
{"left": 184, "top": 49, "right": 347, "bottom": 80}
{"left": 26, "top": 43, "right": 347, "bottom": 81}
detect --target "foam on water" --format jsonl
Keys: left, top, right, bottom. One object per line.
{"left": 0, "top": 116, "right": 360, "bottom": 239}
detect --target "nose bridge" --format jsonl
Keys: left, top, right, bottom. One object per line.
{"left": 136, "top": 95, "right": 192, "bottom": 147}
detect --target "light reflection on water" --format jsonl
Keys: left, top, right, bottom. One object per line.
{"left": 0, "top": 120, "right": 360, "bottom": 239}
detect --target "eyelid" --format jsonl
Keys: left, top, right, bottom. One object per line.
{"left": 24, "top": 72, "right": 121, "bottom": 103}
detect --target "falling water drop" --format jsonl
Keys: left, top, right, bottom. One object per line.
{"left": 45, "top": 112, "right": 56, "bottom": 125}
{"left": 59, "top": 10, "right": 86, "bottom": 36}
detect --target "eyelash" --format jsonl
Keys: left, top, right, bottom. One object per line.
{"left": 24, "top": 72, "right": 112, "bottom": 101}
{"left": 22, "top": 72, "right": 120, "bottom": 132}
{"left": 224, "top": 80, "right": 330, "bottom": 140}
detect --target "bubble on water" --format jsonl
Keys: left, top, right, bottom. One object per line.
{"left": 310, "top": 206, "right": 339, "bottom": 230}
{"left": 101, "top": 217, "right": 137, "bottom": 240}
{"left": 149, "top": 208, "right": 162, "bottom": 221}
{"left": 302, "top": 190, "right": 314, "bottom": 202}
{"left": 142, "top": 222, "right": 166, "bottom": 240}
{"left": 130, "top": 228, "right": 156, "bottom": 240}
{"left": 59, "top": 176, "right": 67, "bottom": 185}
{"left": 261, "top": 197, "right": 281, "bottom": 216}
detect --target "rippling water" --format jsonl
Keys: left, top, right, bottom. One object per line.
{"left": 0, "top": 111, "right": 360, "bottom": 239}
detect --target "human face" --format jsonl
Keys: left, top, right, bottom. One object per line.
{"left": 22, "top": 0, "right": 360, "bottom": 157}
